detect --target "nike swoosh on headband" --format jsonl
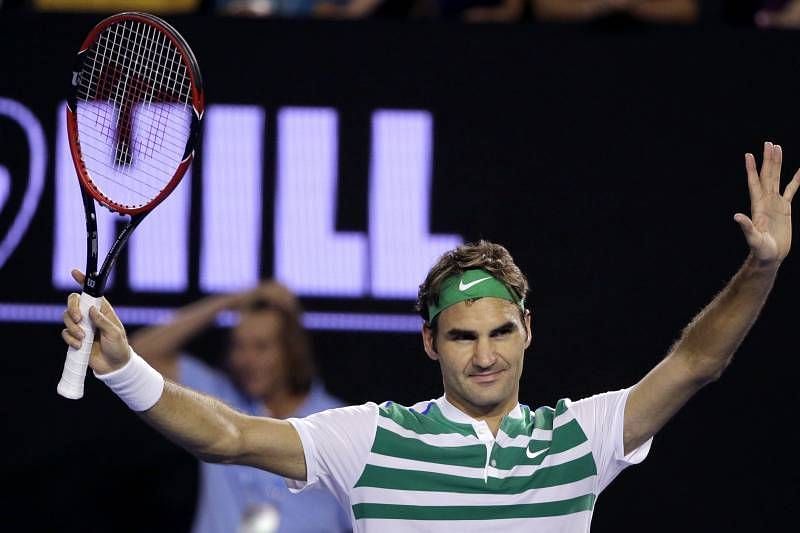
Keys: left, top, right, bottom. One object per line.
{"left": 458, "top": 276, "right": 492, "bottom": 291}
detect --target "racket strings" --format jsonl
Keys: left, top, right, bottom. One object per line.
{"left": 83, "top": 21, "right": 189, "bottom": 185}
{"left": 75, "top": 18, "right": 194, "bottom": 209}
{"left": 83, "top": 22, "right": 190, "bottom": 156}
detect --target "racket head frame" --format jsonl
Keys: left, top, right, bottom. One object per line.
{"left": 66, "top": 11, "right": 205, "bottom": 215}
{"left": 64, "top": 11, "right": 204, "bottom": 296}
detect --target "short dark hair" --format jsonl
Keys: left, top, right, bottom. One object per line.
{"left": 239, "top": 297, "right": 316, "bottom": 396}
{"left": 415, "top": 240, "right": 530, "bottom": 330}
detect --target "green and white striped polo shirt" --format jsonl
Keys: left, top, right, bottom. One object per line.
{"left": 288, "top": 388, "right": 651, "bottom": 532}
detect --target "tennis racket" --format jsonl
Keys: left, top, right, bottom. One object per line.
{"left": 57, "top": 12, "right": 204, "bottom": 399}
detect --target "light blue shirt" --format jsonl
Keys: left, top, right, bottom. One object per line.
{"left": 180, "top": 355, "right": 351, "bottom": 533}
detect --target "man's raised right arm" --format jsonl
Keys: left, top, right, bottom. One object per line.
{"left": 143, "top": 380, "right": 306, "bottom": 479}
{"left": 61, "top": 292, "right": 307, "bottom": 481}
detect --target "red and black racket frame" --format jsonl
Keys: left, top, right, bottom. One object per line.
{"left": 65, "top": 12, "right": 205, "bottom": 298}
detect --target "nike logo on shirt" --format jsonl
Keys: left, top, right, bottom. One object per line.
{"left": 526, "top": 447, "right": 549, "bottom": 460}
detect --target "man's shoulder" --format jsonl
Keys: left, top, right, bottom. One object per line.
{"left": 526, "top": 398, "right": 571, "bottom": 431}
{"left": 525, "top": 390, "right": 632, "bottom": 445}
{"left": 377, "top": 399, "right": 476, "bottom": 436}
{"left": 377, "top": 399, "right": 435, "bottom": 417}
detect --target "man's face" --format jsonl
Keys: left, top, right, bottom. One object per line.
{"left": 423, "top": 297, "right": 531, "bottom": 418}
{"left": 228, "top": 309, "right": 288, "bottom": 400}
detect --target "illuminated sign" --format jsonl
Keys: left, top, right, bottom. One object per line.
{"left": 1, "top": 98, "right": 461, "bottom": 331}
{"left": 0, "top": 98, "right": 47, "bottom": 270}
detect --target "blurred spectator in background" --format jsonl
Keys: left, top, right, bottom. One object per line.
{"left": 460, "top": 0, "right": 524, "bottom": 21}
{"left": 311, "top": 0, "right": 383, "bottom": 19}
{"left": 217, "top": 0, "right": 412, "bottom": 19}
{"left": 533, "top": 0, "right": 698, "bottom": 24}
{"left": 218, "top": 0, "right": 519, "bottom": 20}
{"left": 410, "top": 0, "right": 524, "bottom": 21}
{"left": 217, "top": 0, "right": 272, "bottom": 15}
{"left": 218, "top": 0, "right": 320, "bottom": 17}
{"left": 122, "top": 275, "right": 350, "bottom": 533}
{"left": 755, "top": 0, "right": 800, "bottom": 28}
{"left": 31, "top": 0, "right": 200, "bottom": 13}
{"left": 15, "top": 0, "right": 796, "bottom": 25}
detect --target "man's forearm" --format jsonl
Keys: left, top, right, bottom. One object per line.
{"left": 137, "top": 380, "right": 306, "bottom": 479}
{"left": 140, "top": 380, "right": 244, "bottom": 463}
{"left": 671, "top": 254, "right": 778, "bottom": 381}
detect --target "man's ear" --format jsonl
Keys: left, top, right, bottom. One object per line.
{"left": 422, "top": 324, "right": 439, "bottom": 361}
{"left": 524, "top": 309, "right": 533, "bottom": 349}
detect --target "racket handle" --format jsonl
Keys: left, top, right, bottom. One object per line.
{"left": 57, "top": 292, "right": 101, "bottom": 399}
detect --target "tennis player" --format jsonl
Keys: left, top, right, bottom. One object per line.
{"left": 61, "top": 142, "right": 797, "bottom": 531}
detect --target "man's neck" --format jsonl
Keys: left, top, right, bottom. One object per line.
{"left": 443, "top": 394, "right": 519, "bottom": 436}
{"left": 479, "top": 413, "right": 505, "bottom": 437}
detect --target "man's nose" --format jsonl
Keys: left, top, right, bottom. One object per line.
{"left": 473, "top": 337, "right": 498, "bottom": 369}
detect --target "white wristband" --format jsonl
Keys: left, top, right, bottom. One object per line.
{"left": 94, "top": 348, "right": 165, "bottom": 412}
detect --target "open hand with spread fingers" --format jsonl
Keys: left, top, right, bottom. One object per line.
{"left": 734, "top": 142, "right": 800, "bottom": 267}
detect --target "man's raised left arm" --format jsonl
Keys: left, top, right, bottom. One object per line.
{"left": 623, "top": 141, "right": 799, "bottom": 454}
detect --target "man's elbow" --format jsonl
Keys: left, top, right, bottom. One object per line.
{"left": 194, "top": 445, "right": 239, "bottom": 464}
{"left": 686, "top": 354, "right": 731, "bottom": 385}
{"left": 192, "top": 421, "right": 246, "bottom": 465}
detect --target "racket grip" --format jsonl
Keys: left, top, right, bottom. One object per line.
{"left": 57, "top": 292, "right": 101, "bottom": 399}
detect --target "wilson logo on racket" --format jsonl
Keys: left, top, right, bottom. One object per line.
{"left": 57, "top": 11, "right": 205, "bottom": 400}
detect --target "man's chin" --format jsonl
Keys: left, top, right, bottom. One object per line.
{"left": 470, "top": 387, "right": 508, "bottom": 405}
{"left": 462, "top": 387, "right": 514, "bottom": 412}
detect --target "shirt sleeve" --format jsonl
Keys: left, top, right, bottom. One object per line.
{"left": 566, "top": 387, "right": 652, "bottom": 493}
{"left": 286, "top": 403, "right": 379, "bottom": 508}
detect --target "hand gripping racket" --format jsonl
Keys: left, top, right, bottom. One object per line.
{"left": 57, "top": 12, "right": 204, "bottom": 399}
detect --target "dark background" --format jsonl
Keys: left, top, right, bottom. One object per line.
{"left": 1, "top": 13, "right": 799, "bottom": 531}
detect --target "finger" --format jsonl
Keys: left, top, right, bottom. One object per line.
{"left": 89, "top": 306, "right": 111, "bottom": 329}
{"left": 90, "top": 307, "right": 129, "bottom": 361}
{"left": 62, "top": 306, "right": 84, "bottom": 331}
{"left": 89, "top": 306, "right": 126, "bottom": 343}
{"left": 98, "top": 298, "right": 124, "bottom": 330}
{"left": 758, "top": 141, "right": 770, "bottom": 182}
{"left": 745, "top": 152, "right": 762, "bottom": 205}
{"left": 783, "top": 167, "right": 800, "bottom": 202}
{"left": 760, "top": 141, "right": 776, "bottom": 194}
{"left": 70, "top": 269, "right": 86, "bottom": 286}
{"left": 734, "top": 213, "right": 764, "bottom": 249}
{"left": 61, "top": 328, "right": 83, "bottom": 350}
{"left": 67, "top": 293, "right": 82, "bottom": 323}
{"left": 772, "top": 144, "right": 783, "bottom": 194}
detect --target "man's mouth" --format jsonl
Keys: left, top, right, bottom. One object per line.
{"left": 469, "top": 369, "right": 505, "bottom": 384}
